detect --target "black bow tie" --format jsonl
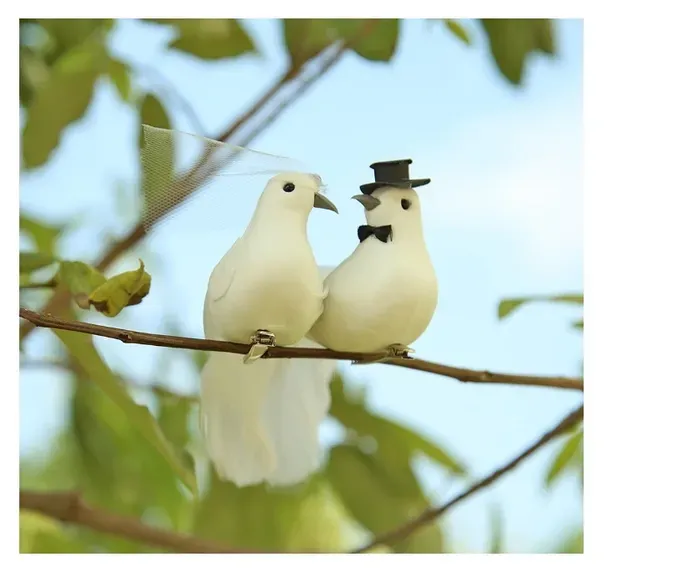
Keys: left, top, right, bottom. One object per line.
{"left": 358, "top": 224, "right": 393, "bottom": 244}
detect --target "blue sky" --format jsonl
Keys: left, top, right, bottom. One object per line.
{"left": 20, "top": 18, "right": 583, "bottom": 552}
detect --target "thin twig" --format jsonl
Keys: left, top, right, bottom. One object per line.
{"left": 352, "top": 404, "right": 584, "bottom": 553}
{"left": 235, "top": 43, "right": 348, "bottom": 146}
{"left": 19, "top": 490, "right": 247, "bottom": 553}
{"left": 19, "top": 308, "right": 584, "bottom": 391}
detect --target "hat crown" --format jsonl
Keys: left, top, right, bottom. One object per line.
{"left": 370, "top": 159, "right": 413, "bottom": 183}
{"left": 358, "top": 159, "right": 431, "bottom": 195}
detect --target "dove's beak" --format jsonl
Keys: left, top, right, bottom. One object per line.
{"left": 352, "top": 194, "right": 381, "bottom": 211}
{"left": 314, "top": 192, "right": 338, "bottom": 214}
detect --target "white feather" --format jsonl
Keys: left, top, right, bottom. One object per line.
{"left": 262, "top": 339, "right": 336, "bottom": 486}
{"left": 199, "top": 352, "right": 277, "bottom": 486}
{"left": 259, "top": 267, "right": 337, "bottom": 485}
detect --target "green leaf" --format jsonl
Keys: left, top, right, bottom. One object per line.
{"left": 69, "top": 374, "right": 191, "bottom": 545}
{"left": 139, "top": 93, "right": 170, "bottom": 130}
{"left": 20, "top": 512, "right": 89, "bottom": 553}
{"left": 555, "top": 528, "right": 583, "bottom": 553}
{"left": 444, "top": 19, "right": 472, "bottom": 45}
{"left": 38, "top": 19, "right": 112, "bottom": 59}
{"left": 155, "top": 19, "right": 256, "bottom": 60}
{"left": 488, "top": 506, "right": 505, "bottom": 553}
{"left": 497, "top": 293, "right": 583, "bottom": 319}
{"left": 54, "top": 329, "right": 197, "bottom": 495}
{"left": 107, "top": 58, "right": 131, "bottom": 102}
{"left": 330, "top": 374, "right": 466, "bottom": 476}
{"left": 327, "top": 444, "right": 408, "bottom": 529}
{"left": 158, "top": 394, "right": 191, "bottom": 450}
{"left": 88, "top": 259, "right": 151, "bottom": 317}
{"left": 58, "top": 261, "right": 107, "bottom": 310}
{"left": 480, "top": 19, "right": 555, "bottom": 85}
{"left": 22, "top": 35, "right": 108, "bottom": 168}
{"left": 193, "top": 468, "right": 337, "bottom": 551}
{"left": 497, "top": 298, "right": 528, "bottom": 319}
{"left": 552, "top": 294, "right": 584, "bottom": 304}
{"left": 282, "top": 19, "right": 399, "bottom": 70}
{"left": 545, "top": 428, "right": 583, "bottom": 488}
{"left": 20, "top": 47, "right": 51, "bottom": 107}
{"left": 383, "top": 420, "right": 466, "bottom": 476}
{"left": 342, "top": 19, "right": 400, "bottom": 62}
{"left": 282, "top": 19, "right": 339, "bottom": 70}
{"left": 20, "top": 251, "right": 56, "bottom": 274}
{"left": 20, "top": 214, "right": 65, "bottom": 255}
{"left": 401, "top": 520, "right": 444, "bottom": 553}
{"left": 573, "top": 319, "right": 583, "bottom": 330}
{"left": 19, "top": 429, "right": 81, "bottom": 492}
{"left": 28, "top": 529, "right": 90, "bottom": 553}
{"left": 190, "top": 349, "right": 208, "bottom": 372}
{"left": 327, "top": 444, "right": 443, "bottom": 553}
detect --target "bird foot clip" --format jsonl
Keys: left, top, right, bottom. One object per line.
{"left": 386, "top": 344, "right": 415, "bottom": 359}
{"left": 243, "top": 329, "right": 276, "bottom": 364}
{"left": 352, "top": 344, "right": 416, "bottom": 365}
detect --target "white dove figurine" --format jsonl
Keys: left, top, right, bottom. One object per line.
{"left": 202, "top": 160, "right": 438, "bottom": 490}
{"left": 309, "top": 159, "right": 438, "bottom": 356}
{"left": 250, "top": 160, "right": 438, "bottom": 488}
{"left": 199, "top": 171, "right": 338, "bottom": 487}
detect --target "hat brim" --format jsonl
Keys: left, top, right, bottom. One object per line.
{"left": 360, "top": 178, "right": 431, "bottom": 195}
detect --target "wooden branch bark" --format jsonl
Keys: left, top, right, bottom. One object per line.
{"left": 20, "top": 490, "right": 249, "bottom": 553}
{"left": 19, "top": 307, "right": 584, "bottom": 391}
{"left": 352, "top": 404, "right": 584, "bottom": 553}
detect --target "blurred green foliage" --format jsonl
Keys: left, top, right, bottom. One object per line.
{"left": 481, "top": 19, "right": 555, "bottom": 84}
{"left": 496, "top": 290, "right": 584, "bottom": 552}
{"left": 498, "top": 293, "right": 584, "bottom": 321}
{"left": 19, "top": 19, "right": 580, "bottom": 553}
{"left": 20, "top": 18, "right": 554, "bottom": 172}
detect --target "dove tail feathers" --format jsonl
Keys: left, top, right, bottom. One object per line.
{"left": 199, "top": 343, "right": 335, "bottom": 488}
{"left": 199, "top": 352, "right": 277, "bottom": 487}
{"left": 262, "top": 345, "right": 336, "bottom": 486}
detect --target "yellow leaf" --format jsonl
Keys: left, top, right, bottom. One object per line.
{"left": 88, "top": 259, "right": 151, "bottom": 317}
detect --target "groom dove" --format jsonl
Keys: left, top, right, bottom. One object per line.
{"left": 200, "top": 160, "right": 437, "bottom": 487}
{"left": 309, "top": 159, "right": 438, "bottom": 357}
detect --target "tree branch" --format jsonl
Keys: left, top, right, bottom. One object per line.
{"left": 234, "top": 43, "right": 348, "bottom": 146}
{"left": 19, "top": 490, "right": 248, "bottom": 553}
{"left": 19, "top": 307, "right": 583, "bottom": 391}
{"left": 352, "top": 404, "right": 584, "bottom": 553}
{"left": 19, "top": 46, "right": 349, "bottom": 343}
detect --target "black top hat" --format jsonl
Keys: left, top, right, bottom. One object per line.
{"left": 359, "top": 159, "right": 431, "bottom": 195}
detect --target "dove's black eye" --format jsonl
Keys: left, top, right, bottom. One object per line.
{"left": 283, "top": 182, "right": 295, "bottom": 193}
{"left": 401, "top": 198, "right": 411, "bottom": 210}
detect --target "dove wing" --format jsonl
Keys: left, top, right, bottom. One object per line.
{"left": 203, "top": 238, "right": 241, "bottom": 339}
